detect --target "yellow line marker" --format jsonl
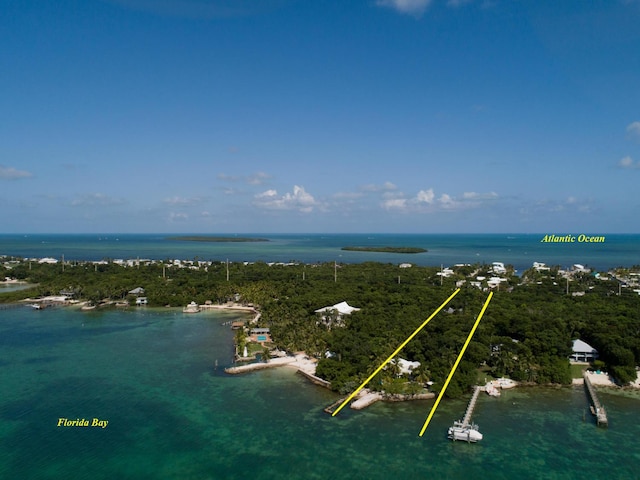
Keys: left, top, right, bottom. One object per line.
{"left": 418, "top": 291, "right": 493, "bottom": 437}
{"left": 331, "top": 288, "right": 461, "bottom": 417}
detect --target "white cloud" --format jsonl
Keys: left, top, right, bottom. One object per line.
{"left": 70, "top": 193, "right": 126, "bottom": 207}
{"left": 626, "top": 121, "right": 640, "bottom": 140}
{"left": 462, "top": 191, "right": 498, "bottom": 200}
{"left": 0, "top": 165, "right": 33, "bottom": 180}
{"left": 254, "top": 185, "right": 318, "bottom": 213}
{"left": 416, "top": 188, "right": 435, "bottom": 204}
{"left": 382, "top": 188, "right": 498, "bottom": 212}
{"left": 618, "top": 156, "right": 640, "bottom": 169}
{"left": 527, "top": 195, "right": 594, "bottom": 215}
{"left": 382, "top": 198, "right": 408, "bottom": 210}
{"left": 438, "top": 193, "right": 456, "bottom": 209}
{"left": 376, "top": 0, "right": 431, "bottom": 16}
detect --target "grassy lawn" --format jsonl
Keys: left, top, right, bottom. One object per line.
{"left": 476, "top": 366, "right": 496, "bottom": 385}
{"left": 246, "top": 342, "right": 266, "bottom": 356}
{"left": 571, "top": 363, "right": 588, "bottom": 379}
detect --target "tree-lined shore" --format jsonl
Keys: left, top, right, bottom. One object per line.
{"left": 2, "top": 258, "right": 639, "bottom": 395}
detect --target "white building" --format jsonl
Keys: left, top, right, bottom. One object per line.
{"left": 570, "top": 339, "right": 599, "bottom": 363}
{"left": 533, "top": 262, "right": 550, "bottom": 271}
{"left": 492, "top": 262, "right": 506, "bottom": 274}
{"left": 315, "top": 301, "right": 360, "bottom": 325}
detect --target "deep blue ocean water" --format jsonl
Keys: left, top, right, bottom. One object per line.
{"left": 1, "top": 233, "right": 638, "bottom": 272}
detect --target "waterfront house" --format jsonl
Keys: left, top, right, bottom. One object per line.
{"left": 396, "top": 358, "right": 421, "bottom": 376}
{"left": 570, "top": 339, "right": 599, "bottom": 363}
{"left": 250, "top": 328, "right": 272, "bottom": 344}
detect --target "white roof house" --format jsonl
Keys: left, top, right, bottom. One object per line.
{"left": 385, "top": 358, "right": 421, "bottom": 377}
{"left": 570, "top": 339, "right": 599, "bottom": 362}
{"left": 492, "top": 262, "right": 506, "bottom": 274}
{"left": 396, "top": 358, "right": 420, "bottom": 376}
{"left": 38, "top": 257, "right": 59, "bottom": 264}
{"left": 315, "top": 301, "right": 360, "bottom": 325}
{"left": 315, "top": 301, "right": 360, "bottom": 316}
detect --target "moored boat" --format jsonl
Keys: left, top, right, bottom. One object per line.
{"left": 448, "top": 421, "right": 483, "bottom": 442}
{"left": 183, "top": 301, "right": 201, "bottom": 313}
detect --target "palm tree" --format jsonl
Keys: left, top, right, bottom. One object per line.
{"left": 262, "top": 346, "right": 271, "bottom": 363}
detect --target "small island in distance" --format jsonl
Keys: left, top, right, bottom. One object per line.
{"left": 341, "top": 246, "right": 427, "bottom": 254}
{"left": 167, "top": 236, "right": 270, "bottom": 243}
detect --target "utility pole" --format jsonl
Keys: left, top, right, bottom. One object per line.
{"left": 334, "top": 261, "right": 337, "bottom": 283}
{"left": 226, "top": 259, "right": 230, "bottom": 282}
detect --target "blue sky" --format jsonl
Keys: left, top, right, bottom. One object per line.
{"left": 1, "top": 0, "right": 639, "bottom": 233}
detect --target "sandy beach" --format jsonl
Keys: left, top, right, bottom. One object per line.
{"left": 224, "top": 353, "right": 320, "bottom": 376}
{"left": 572, "top": 370, "right": 640, "bottom": 388}
{"left": 199, "top": 303, "right": 260, "bottom": 322}
{"left": 350, "top": 391, "right": 383, "bottom": 410}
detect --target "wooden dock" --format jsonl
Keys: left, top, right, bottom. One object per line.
{"left": 323, "top": 397, "right": 347, "bottom": 414}
{"left": 461, "top": 386, "right": 482, "bottom": 426}
{"left": 583, "top": 372, "right": 608, "bottom": 427}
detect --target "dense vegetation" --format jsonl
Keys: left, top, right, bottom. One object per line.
{"left": 2, "top": 259, "right": 639, "bottom": 395}
{"left": 341, "top": 246, "right": 427, "bottom": 253}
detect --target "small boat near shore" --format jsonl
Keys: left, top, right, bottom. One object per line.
{"left": 448, "top": 421, "right": 483, "bottom": 442}
{"left": 183, "top": 301, "right": 201, "bottom": 313}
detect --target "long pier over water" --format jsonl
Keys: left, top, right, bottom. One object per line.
{"left": 461, "top": 386, "right": 482, "bottom": 426}
{"left": 583, "top": 372, "right": 608, "bottom": 427}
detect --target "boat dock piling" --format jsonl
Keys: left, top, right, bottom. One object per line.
{"left": 461, "top": 386, "right": 482, "bottom": 427}
{"left": 583, "top": 372, "right": 608, "bottom": 427}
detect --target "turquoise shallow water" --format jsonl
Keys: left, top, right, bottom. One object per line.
{"left": 1, "top": 307, "right": 639, "bottom": 479}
